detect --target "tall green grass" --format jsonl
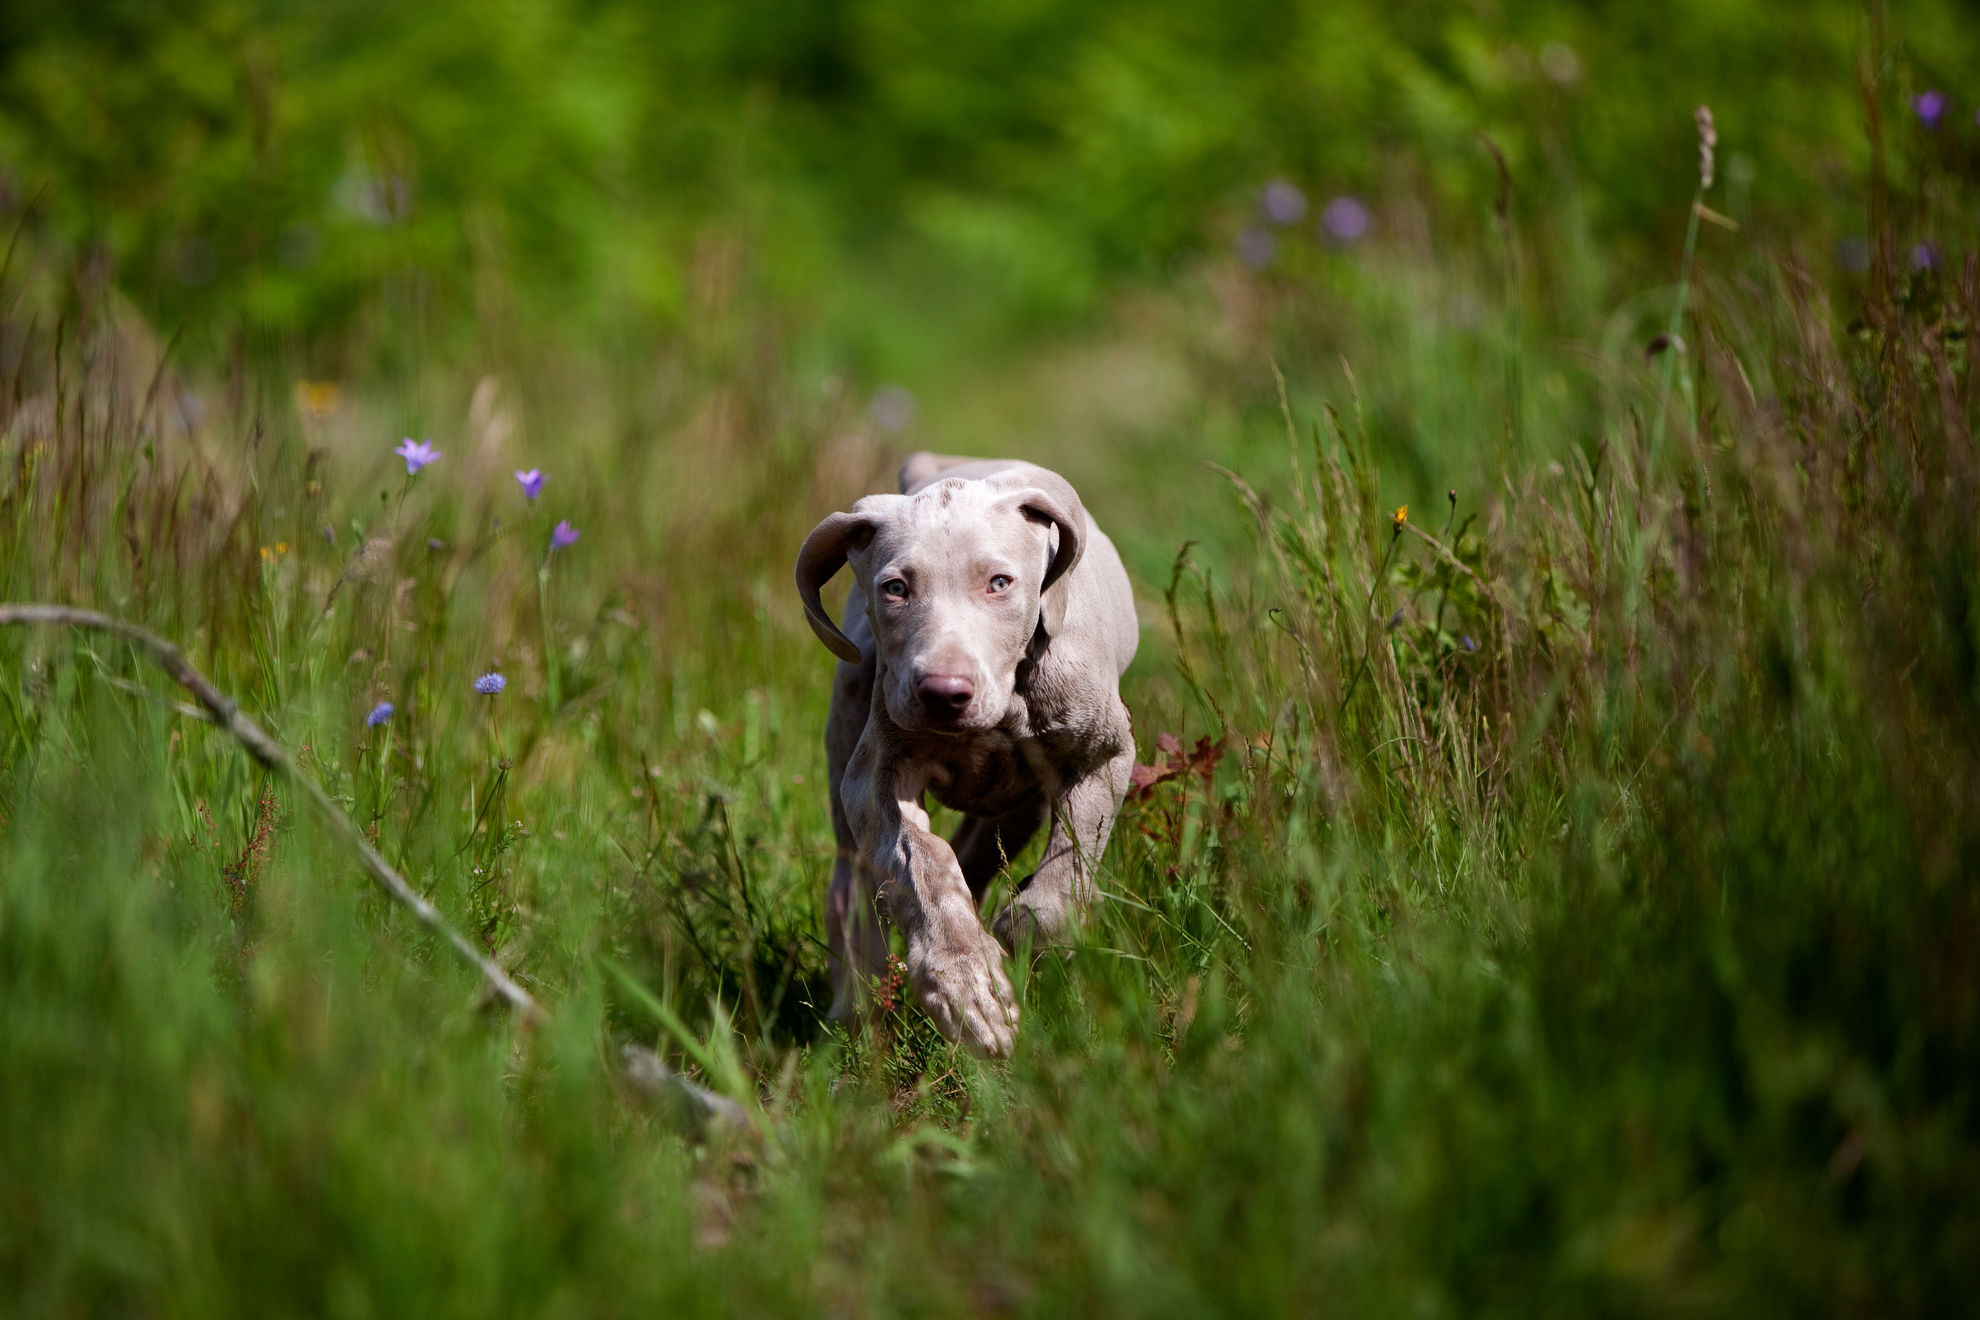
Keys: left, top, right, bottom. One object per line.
{"left": 3, "top": 101, "right": 1978, "bottom": 1315}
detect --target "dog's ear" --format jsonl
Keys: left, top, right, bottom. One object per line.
{"left": 794, "top": 498, "right": 901, "bottom": 663}
{"left": 997, "top": 471, "right": 1086, "bottom": 639}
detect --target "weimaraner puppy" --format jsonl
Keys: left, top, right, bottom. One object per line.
{"left": 795, "top": 451, "right": 1139, "bottom": 1056}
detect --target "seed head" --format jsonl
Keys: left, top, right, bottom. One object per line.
{"left": 1694, "top": 105, "right": 1717, "bottom": 190}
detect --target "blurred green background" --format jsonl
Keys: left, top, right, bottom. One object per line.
{"left": 5, "top": 0, "right": 1967, "bottom": 373}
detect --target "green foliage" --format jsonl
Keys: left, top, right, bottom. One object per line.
{"left": 4, "top": 3, "right": 1980, "bottom": 1314}
{"left": 6, "top": 0, "right": 1975, "bottom": 367}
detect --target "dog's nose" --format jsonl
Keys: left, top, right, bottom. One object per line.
{"left": 917, "top": 674, "right": 974, "bottom": 720}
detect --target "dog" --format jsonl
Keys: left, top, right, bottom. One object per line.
{"left": 795, "top": 451, "right": 1139, "bottom": 1056}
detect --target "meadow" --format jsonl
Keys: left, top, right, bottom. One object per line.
{"left": 3, "top": 3, "right": 1980, "bottom": 1314}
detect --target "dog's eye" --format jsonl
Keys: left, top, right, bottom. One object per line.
{"left": 880, "top": 579, "right": 909, "bottom": 600}
{"left": 988, "top": 575, "right": 1013, "bottom": 593}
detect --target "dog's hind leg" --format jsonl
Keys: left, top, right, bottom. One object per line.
{"left": 993, "top": 735, "right": 1134, "bottom": 951}
{"left": 950, "top": 796, "right": 1046, "bottom": 907}
{"left": 824, "top": 595, "right": 888, "bottom": 1021}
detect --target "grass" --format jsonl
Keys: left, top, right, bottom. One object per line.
{"left": 3, "top": 102, "right": 1978, "bottom": 1315}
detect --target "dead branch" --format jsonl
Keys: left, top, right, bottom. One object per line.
{"left": 0, "top": 603, "right": 545, "bottom": 1026}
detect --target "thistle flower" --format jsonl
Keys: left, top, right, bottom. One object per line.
{"left": 1320, "top": 196, "right": 1371, "bottom": 245}
{"left": 1915, "top": 90, "right": 1945, "bottom": 129}
{"left": 550, "top": 520, "right": 580, "bottom": 550}
{"left": 1235, "top": 226, "right": 1276, "bottom": 270}
{"left": 474, "top": 672, "right": 506, "bottom": 696}
{"left": 394, "top": 438, "right": 441, "bottom": 474}
{"left": 1694, "top": 105, "right": 1717, "bottom": 190}
{"left": 366, "top": 701, "right": 394, "bottom": 727}
{"left": 515, "top": 469, "right": 545, "bottom": 501}
{"left": 1262, "top": 179, "right": 1308, "bottom": 225}
{"left": 1393, "top": 504, "right": 1409, "bottom": 532}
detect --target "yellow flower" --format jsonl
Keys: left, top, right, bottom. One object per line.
{"left": 1392, "top": 504, "right": 1408, "bottom": 531}
{"left": 294, "top": 380, "right": 343, "bottom": 420}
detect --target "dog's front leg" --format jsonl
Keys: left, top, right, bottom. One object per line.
{"left": 845, "top": 747, "right": 1019, "bottom": 1058}
{"left": 994, "top": 726, "right": 1135, "bottom": 949}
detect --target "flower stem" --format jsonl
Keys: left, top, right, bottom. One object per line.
{"left": 1650, "top": 191, "right": 1704, "bottom": 463}
{"left": 538, "top": 557, "right": 560, "bottom": 712}
{"left": 1339, "top": 530, "right": 1406, "bottom": 716}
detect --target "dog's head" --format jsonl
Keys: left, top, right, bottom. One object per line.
{"left": 796, "top": 467, "right": 1085, "bottom": 732}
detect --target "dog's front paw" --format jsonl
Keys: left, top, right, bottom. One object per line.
{"left": 906, "top": 922, "right": 1019, "bottom": 1058}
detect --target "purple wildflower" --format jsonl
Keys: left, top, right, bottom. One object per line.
{"left": 366, "top": 701, "right": 394, "bottom": 727}
{"left": 1539, "top": 41, "right": 1582, "bottom": 85}
{"left": 515, "top": 469, "right": 545, "bottom": 501}
{"left": 394, "top": 437, "right": 441, "bottom": 474}
{"left": 550, "top": 520, "right": 580, "bottom": 551}
{"left": 1235, "top": 226, "right": 1276, "bottom": 270}
{"left": 1911, "top": 243, "right": 1938, "bottom": 272}
{"left": 474, "top": 672, "right": 506, "bottom": 696}
{"left": 1262, "top": 179, "right": 1308, "bottom": 226}
{"left": 869, "top": 386, "right": 916, "bottom": 433}
{"left": 1461, "top": 636, "right": 1477, "bottom": 653}
{"left": 1320, "top": 196, "right": 1371, "bottom": 245}
{"left": 1914, "top": 90, "right": 1945, "bottom": 129}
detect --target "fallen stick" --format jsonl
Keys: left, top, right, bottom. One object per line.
{"left": 619, "top": 1044, "right": 753, "bottom": 1134}
{"left": 0, "top": 603, "right": 545, "bottom": 1027}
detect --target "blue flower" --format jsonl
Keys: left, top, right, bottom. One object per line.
{"left": 1914, "top": 90, "right": 1945, "bottom": 129}
{"left": 550, "top": 520, "right": 580, "bottom": 550}
{"left": 474, "top": 672, "right": 506, "bottom": 696}
{"left": 366, "top": 701, "right": 394, "bottom": 727}
{"left": 515, "top": 468, "right": 545, "bottom": 501}
{"left": 394, "top": 438, "right": 441, "bottom": 474}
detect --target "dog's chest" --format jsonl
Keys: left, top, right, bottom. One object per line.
{"left": 922, "top": 733, "right": 1050, "bottom": 817}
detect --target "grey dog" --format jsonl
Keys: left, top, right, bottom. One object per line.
{"left": 795, "top": 451, "right": 1139, "bottom": 1056}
